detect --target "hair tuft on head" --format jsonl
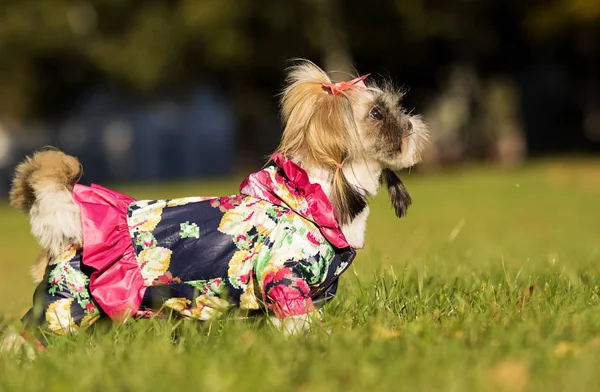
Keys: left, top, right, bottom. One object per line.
{"left": 276, "top": 60, "right": 367, "bottom": 224}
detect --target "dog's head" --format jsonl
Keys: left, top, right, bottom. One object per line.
{"left": 276, "top": 60, "right": 429, "bottom": 224}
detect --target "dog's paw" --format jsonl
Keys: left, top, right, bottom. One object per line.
{"left": 0, "top": 327, "right": 37, "bottom": 361}
{"left": 269, "top": 311, "right": 325, "bottom": 336}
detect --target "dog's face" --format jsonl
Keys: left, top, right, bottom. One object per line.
{"left": 277, "top": 60, "right": 428, "bottom": 222}
{"left": 349, "top": 86, "right": 428, "bottom": 171}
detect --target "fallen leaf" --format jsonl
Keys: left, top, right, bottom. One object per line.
{"left": 488, "top": 358, "right": 529, "bottom": 392}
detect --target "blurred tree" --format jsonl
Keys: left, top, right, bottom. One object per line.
{"left": 0, "top": 0, "right": 597, "bottom": 162}
{"left": 525, "top": 0, "right": 600, "bottom": 39}
{"left": 302, "top": 0, "right": 354, "bottom": 75}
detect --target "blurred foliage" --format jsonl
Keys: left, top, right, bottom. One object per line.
{"left": 0, "top": 0, "right": 253, "bottom": 118}
{"left": 526, "top": 0, "right": 600, "bottom": 38}
{"left": 0, "top": 0, "right": 597, "bottom": 121}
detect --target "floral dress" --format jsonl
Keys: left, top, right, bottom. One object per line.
{"left": 21, "top": 153, "right": 356, "bottom": 342}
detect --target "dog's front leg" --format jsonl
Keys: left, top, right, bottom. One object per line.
{"left": 263, "top": 267, "right": 323, "bottom": 336}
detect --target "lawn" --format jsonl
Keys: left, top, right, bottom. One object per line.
{"left": 1, "top": 159, "right": 600, "bottom": 391}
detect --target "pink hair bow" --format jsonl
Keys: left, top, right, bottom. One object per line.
{"left": 322, "top": 74, "right": 370, "bottom": 96}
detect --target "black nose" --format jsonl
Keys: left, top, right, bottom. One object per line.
{"left": 403, "top": 118, "right": 413, "bottom": 135}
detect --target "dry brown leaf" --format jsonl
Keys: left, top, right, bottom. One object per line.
{"left": 488, "top": 358, "right": 529, "bottom": 392}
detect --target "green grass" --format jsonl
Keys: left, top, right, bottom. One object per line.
{"left": 1, "top": 159, "right": 600, "bottom": 391}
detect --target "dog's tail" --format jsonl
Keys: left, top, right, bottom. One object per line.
{"left": 9, "top": 148, "right": 83, "bottom": 282}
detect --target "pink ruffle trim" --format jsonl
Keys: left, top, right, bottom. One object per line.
{"left": 73, "top": 184, "right": 144, "bottom": 322}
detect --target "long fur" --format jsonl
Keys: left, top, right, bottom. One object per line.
{"left": 276, "top": 60, "right": 367, "bottom": 224}
{"left": 3, "top": 59, "right": 431, "bottom": 346}
{"left": 30, "top": 249, "right": 51, "bottom": 284}
{"left": 9, "top": 148, "right": 83, "bottom": 282}
{"left": 381, "top": 169, "right": 412, "bottom": 218}
{"left": 10, "top": 61, "right": 428, "bottom": 293}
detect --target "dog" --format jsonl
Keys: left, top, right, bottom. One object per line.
{"left": 6, "top": 59, "right": 428, "bottom": 351}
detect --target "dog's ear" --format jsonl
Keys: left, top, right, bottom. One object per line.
{"left": 381, "top": 169, "right": 412, "bottom": 218}
{"left": 331, "top": 158, "right": 367, "bottom": 225}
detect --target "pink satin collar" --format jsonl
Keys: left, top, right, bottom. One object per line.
{"left": 240, "top": 153, "right": 351, "bottom": 249}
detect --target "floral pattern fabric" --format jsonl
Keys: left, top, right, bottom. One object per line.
{"left": 129, "top": 189, "right": 354, "bottom": 319}
{"left": 21, "top": 155, "right": 357, "bottom": 342}
{"left": 21, "top": 245, "right": 101, "bottom": 344}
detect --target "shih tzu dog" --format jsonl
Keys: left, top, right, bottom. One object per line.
{"left": 4, "top": 59, "right": 428, "bottom": 352}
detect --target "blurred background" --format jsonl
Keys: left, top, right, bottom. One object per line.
{"left": 0, "top": 0, "right": 599, "bottom": 193}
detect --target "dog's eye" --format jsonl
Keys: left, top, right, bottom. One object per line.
{"left": 369, "top": 106, "right": 383, "bottom": 120}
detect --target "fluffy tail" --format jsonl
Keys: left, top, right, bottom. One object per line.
{"left": 9, "top": 148, "right": 83, "bottom": 282}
